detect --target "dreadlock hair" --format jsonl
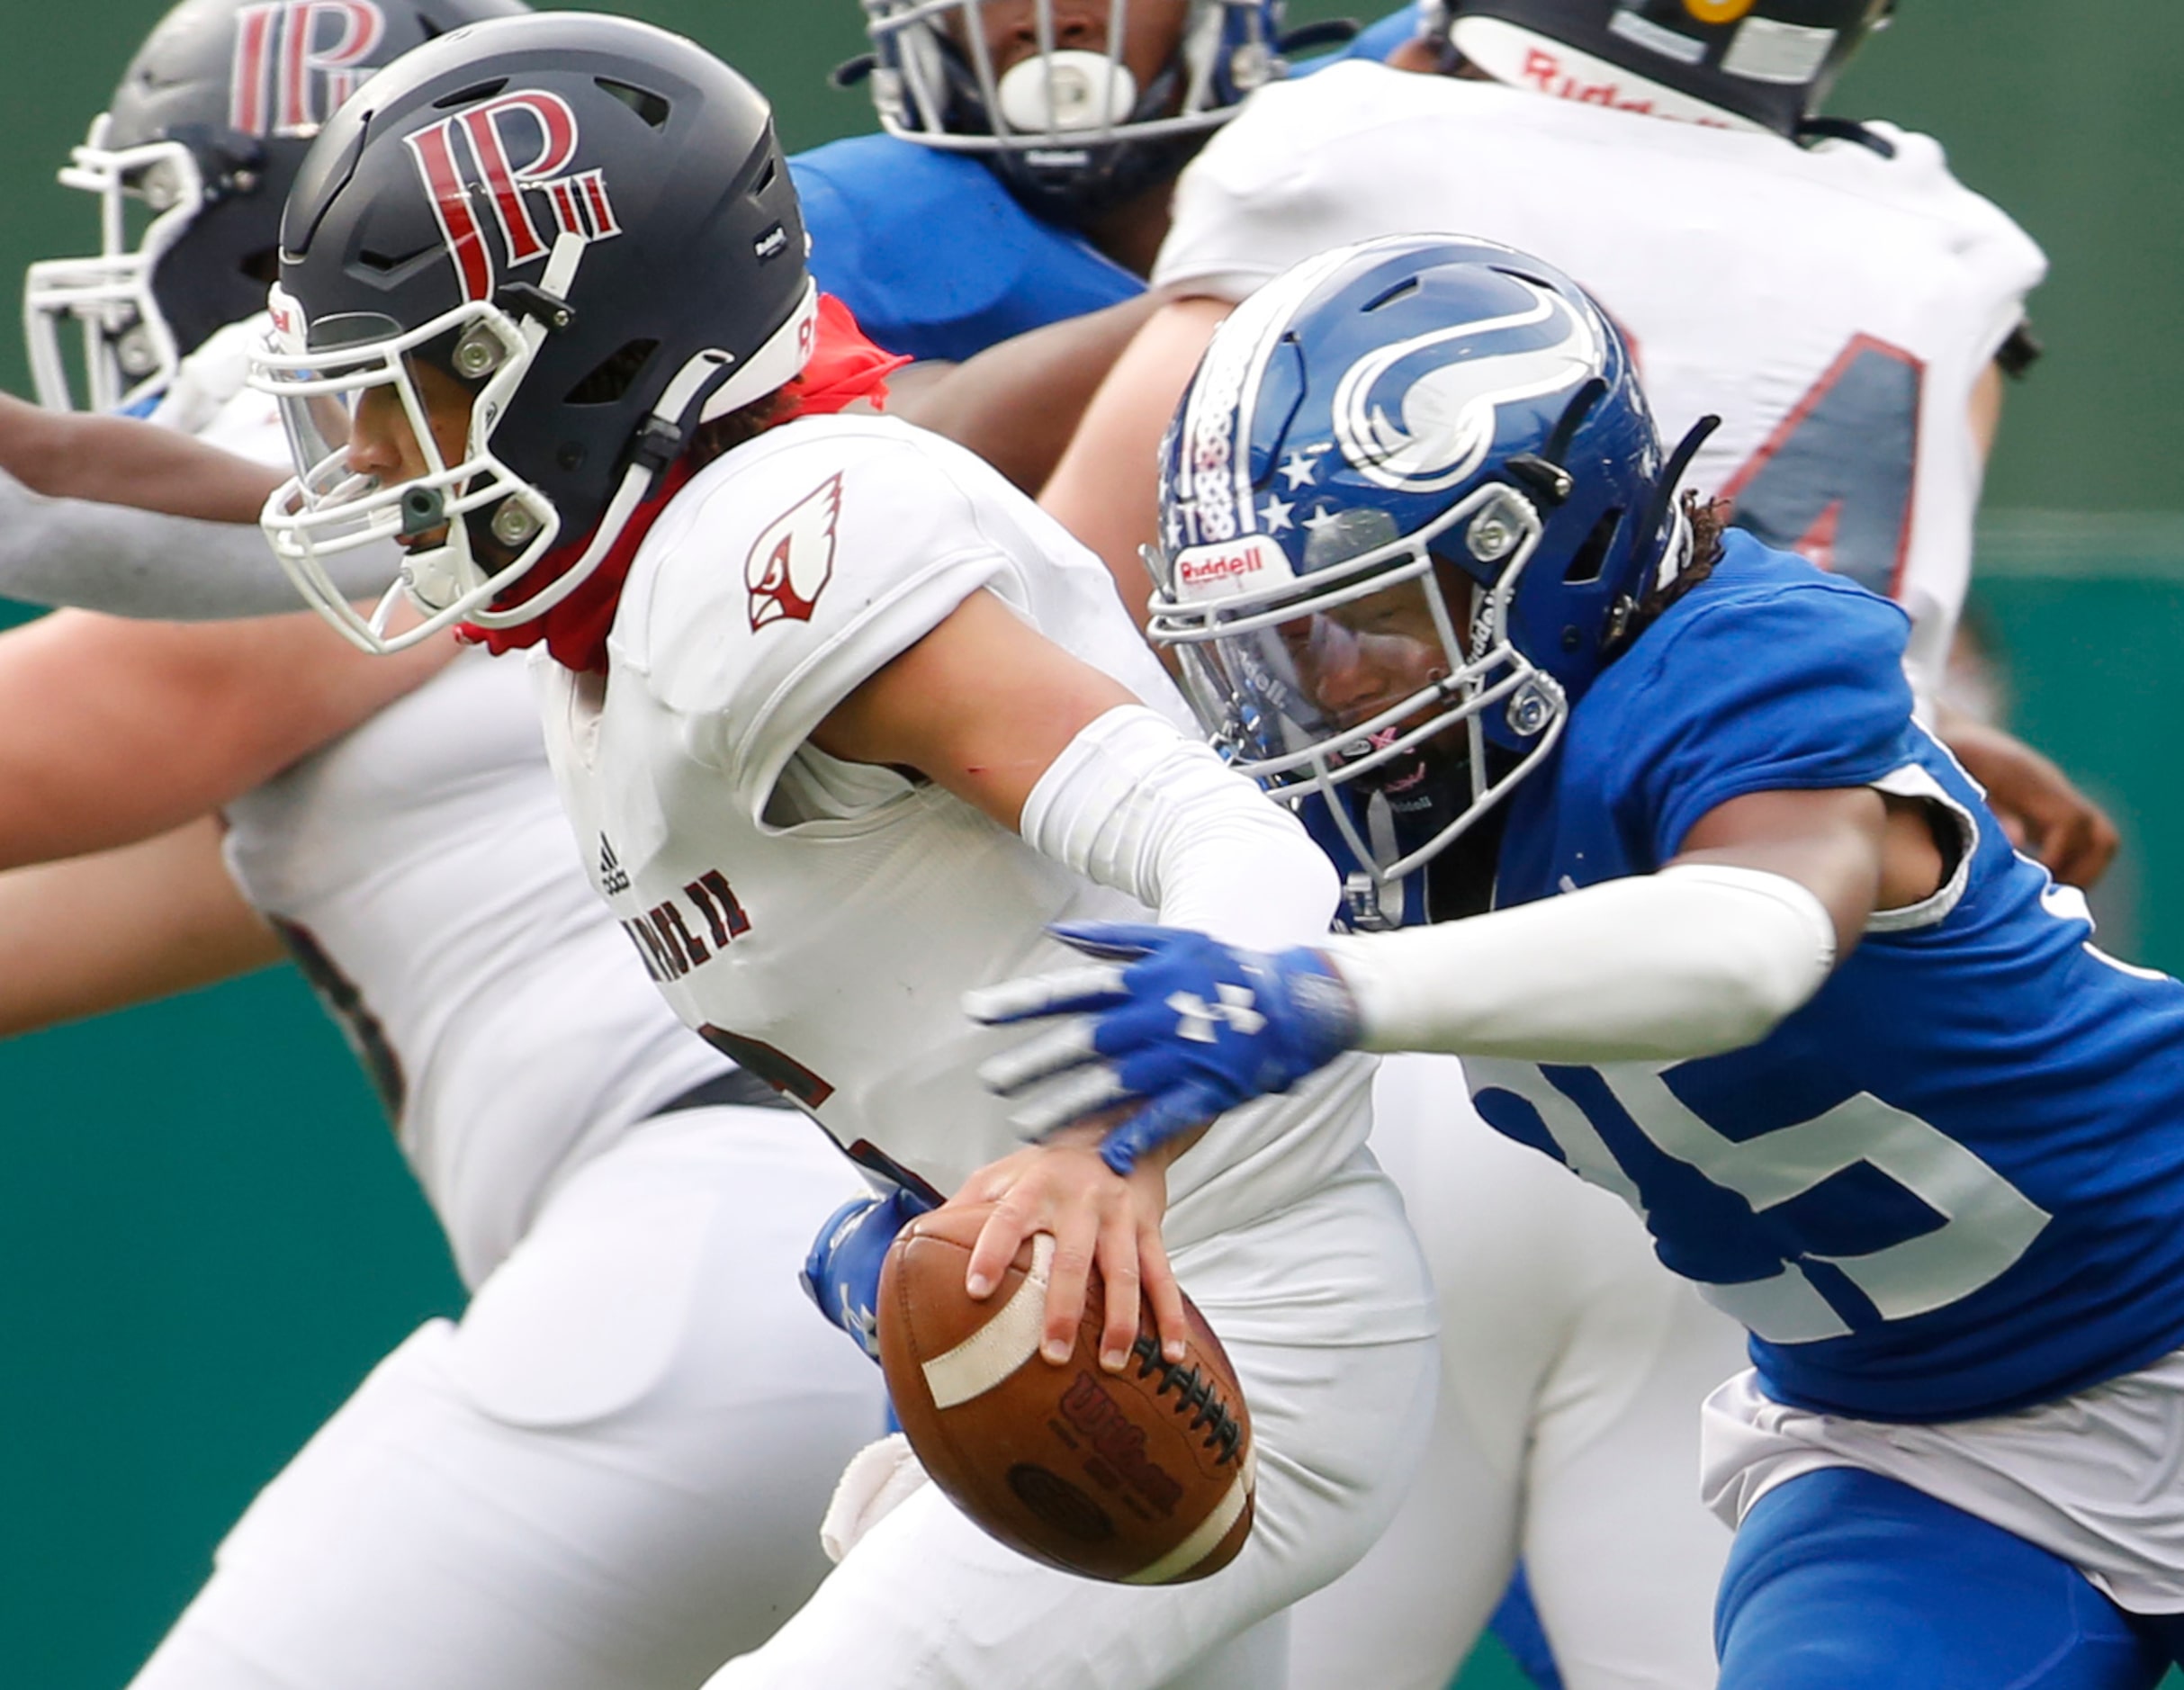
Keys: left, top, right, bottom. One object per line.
{"left": 1613, "top": 493, "right": 1729, "bottom": 654}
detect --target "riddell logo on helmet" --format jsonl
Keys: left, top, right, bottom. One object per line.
{"left": 1519, "top": 46, "right": 1665, "bottom": 113}
{"left": 229, "top": 2, "right": 387, "bottom": 138}
{"left": 1173, "top": 534, "right": 1291, "bottom": 599}
{"left": 1513, "top": 44, "right": 1743, "bottom": 130}
{"left": 405, "top": 91, "right": 624, "bottom": 303}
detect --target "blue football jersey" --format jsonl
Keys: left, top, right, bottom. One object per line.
{"left": 1467, "top": 533, "right": 2184, "bottom": 1422}
{"left": 791, "top": 135, "right": 1141, "bottom": 364}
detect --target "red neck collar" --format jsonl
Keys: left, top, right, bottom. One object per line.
{"left": 459, "top": 294, "right": 909, "bottom": 673}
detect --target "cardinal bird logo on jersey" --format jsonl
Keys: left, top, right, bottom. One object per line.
{"left": 404, "top": 91, "right": 623, "bottom": 303}
{"left": 1332, "top": 276, "right": 1602, "bottom": 494}
{"left": 747, "top": 473, "right": 844, "bottom": 631}
{"left": 229, "top": 1, "right": 387, "bottom": 138}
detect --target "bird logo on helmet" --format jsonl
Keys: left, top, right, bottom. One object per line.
{"left": 1149, "top": 234, "right": 1714, "bottom": 921}
{"left": 247, "top": 11, "right": 819, "bottom": 655}
{"left": 850, "top": 0, "right": 1290, "bottom": 227}
{"left": 23, "top": 0, "right": 531, "bottom": 415}
{"left": 1417, "top": 0, "right": 1894, "bottom": 139}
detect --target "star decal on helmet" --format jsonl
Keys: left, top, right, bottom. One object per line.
{"left": 1278, "top": 447, "right": 1326, "bottom": 490}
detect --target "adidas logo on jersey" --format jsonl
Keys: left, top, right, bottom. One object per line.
{"left": 598, "top": 836, "right": 631, "bottom": 895}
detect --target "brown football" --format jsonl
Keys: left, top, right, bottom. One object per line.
{"left": 877, "top": 1204, "right": 1254, "bottom": 1585}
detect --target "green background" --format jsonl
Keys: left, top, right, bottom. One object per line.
{"left": 1, "top": 4, "right": 2179, "bottom": 1686}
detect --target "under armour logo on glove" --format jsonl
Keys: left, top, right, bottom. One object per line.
{"left": 963, "top": 923, "right": 1362, "bottom": 1175}
{"left": 1169, "top": 985, "right": 1267, "bottom": 1043}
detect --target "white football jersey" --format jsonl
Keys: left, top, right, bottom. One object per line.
{"left": 535, "top": 413, "right": 1375, "bottom": 1246}
{"left": 1153, "top": 62, "right": 2047, "bottom": 693}
{"left": 223, "top": 652, "right": 730, "bottom": 1287}
{"left": 173, "top": 364, "right": 732, "bottom": 1288}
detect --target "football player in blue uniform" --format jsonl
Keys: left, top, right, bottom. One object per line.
{"left": 794, "top": 0, "right": 1380, "bottom": 365}
{"left": 972, "top": 236, "right": 2184, "bottom": 1688}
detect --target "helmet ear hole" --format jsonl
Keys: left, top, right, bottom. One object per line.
{"left": 565, "top": 338, "right": 661, "bottom": 406}
{"left": 1561, "top": 507, "right": 1623, "bottom": 586}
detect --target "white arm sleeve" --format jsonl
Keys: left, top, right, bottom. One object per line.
{"left": 1320, "top": 863, "right": 1838, "bottom": 1064}
{"left": 1019, "top": 703, "right": 1338, "bottom": 952}
{"left": 0, "top": 470, "right": 400, "bottom": 620}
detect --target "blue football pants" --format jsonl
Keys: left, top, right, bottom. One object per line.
{"left": 1717, "top": 1468, "right": 2179, "bottom": 1690}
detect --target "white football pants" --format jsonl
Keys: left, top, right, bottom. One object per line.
{"left": 1288, "top": 1053, "right": 1747, "bottom": 1690}
{"left": 127, "top": 1104, "right": 885, "bottom": 1690}
{"left": 702, "top": 1151, "right": 1442, "bottom": 1690}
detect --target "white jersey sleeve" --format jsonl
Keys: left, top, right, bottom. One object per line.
{"left": 1154, "top": 63, "right": 2047, "bottom": 695}
{"left": 612, "top": 415, "right": 1182, "bottom": 823}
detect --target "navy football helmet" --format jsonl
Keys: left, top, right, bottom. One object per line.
{"left": 249, "top": 11, "right": 813, "bottom": 652}
{"left": 25, "top": 0, "right": 529, "bottom": 413}
{"left": 1421, "top": 0, "right": 1893, "bottom": 138}
{"left": 856, "top": 0, "right": 1288, "bottom": 226}
{"left": 1149, "top": 235, "right": 1708, "bottom": 916}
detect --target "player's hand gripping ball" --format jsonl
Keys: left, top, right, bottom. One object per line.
{"left": 877, "top": 1202, "right": 1254, "bottom": 1584}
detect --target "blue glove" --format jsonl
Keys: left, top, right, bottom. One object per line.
{"left": 801, "top": 1184, "right": 936, "bottom": 1362}
{"left": 964, "top": 922, "right": 1362, "bottom": 1175}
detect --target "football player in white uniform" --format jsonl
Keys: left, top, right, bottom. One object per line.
{"left": 0, "top": 4, "right": 892, "bottom": 1685}
{"left": 1009, "top": 4, "right": 2110, "bottom": 1686}
{"left": 251, "top": 14, "right": 1436, "bottom": 1688}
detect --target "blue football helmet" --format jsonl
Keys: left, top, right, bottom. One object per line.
{"left": 856, "top": 0, "right": 1287, "bottom": 225}
{"left": 1150, "top": 235, "right": 1705, "bottom": 918}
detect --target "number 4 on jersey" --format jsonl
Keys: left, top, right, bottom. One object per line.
{"left": 1722, "top": 335, "right": 1923, "bottom": 599}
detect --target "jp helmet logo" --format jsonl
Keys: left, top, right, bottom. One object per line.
{"left": 1331, "top": 277, "right": 1601, "bottom": 495}
{"left": 229, "top": 1, "right": 387, "bottom": 138}
{"left": 747, "top": 472, "right": 844, "bottom": 631}
{"left": 404, "top": 90, "right": 624, "bottom": 303}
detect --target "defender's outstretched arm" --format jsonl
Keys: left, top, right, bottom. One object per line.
{"left": 971, "top": 786, "right": 1954, "bottom": 1160}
